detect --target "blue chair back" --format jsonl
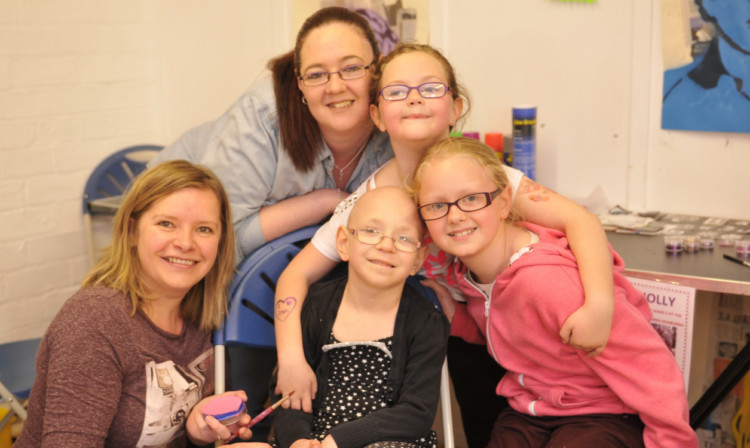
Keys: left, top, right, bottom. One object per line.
{"left": 0, "top": 338, "right": 42, "bottom": 430}
{"left": 0, "top": 338, "right": 41, "bottom": 400}
{"left": 216, "top": 225, "right": 320, "bottom": 349}
{"left": 82, "top": 144, "right": 163, "bottom": 214}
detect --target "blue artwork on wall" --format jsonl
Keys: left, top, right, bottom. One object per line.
{"left": 662, "top": 0, "right": 750, "bottom": 133}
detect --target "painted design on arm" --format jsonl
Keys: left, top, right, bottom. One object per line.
{"left": 275, "top": 297, "right": 297, "bottom": 322}
{"left": 519, "top": 179, "right": 552, "bottom": 202}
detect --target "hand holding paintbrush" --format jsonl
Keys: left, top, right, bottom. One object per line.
{"left": 222, "top": 391, "right": 295, "bottom": 444}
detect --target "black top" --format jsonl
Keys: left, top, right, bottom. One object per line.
{"left": 271, "top": 277, "right": 450, "bottom": 448}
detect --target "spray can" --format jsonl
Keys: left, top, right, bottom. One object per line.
{"left": 512, "top": 106, "right": 536, "bottom": 179}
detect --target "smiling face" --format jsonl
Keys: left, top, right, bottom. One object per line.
{"left": 134, "top": 187, "right": 221, "bottom": 301}
{"left": 297, "top": 22, "right": 376, "bottom": 141}
{"left": 418, "top": 155, "right": 510, "bottom": 263}
{"left": 337, "top": 187, "right": 426, "bottom": 290}
{"left": 370, "top": 50, "right": 463, "bottom": 149}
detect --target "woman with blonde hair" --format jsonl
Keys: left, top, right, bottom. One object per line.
{"left": 16, "top": 160, "right": 264, "bottom": 447}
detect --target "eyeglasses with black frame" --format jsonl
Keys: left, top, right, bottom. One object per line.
{"left": 379, "top": 82, "right": 451, "bottom": 101}
{"left": 299, "top": 62, "right": 375, "bottom": 86}
{"left": 418, "top": 189, "right": 501, "bottom": 221}
{"left": 347, "top": 228, "right": 421, "bottom": 253}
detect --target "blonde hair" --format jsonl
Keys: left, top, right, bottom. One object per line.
{"left": 409, "top": 137, "right": 521, "bottom": 223}
{"left": 83, "top": 160, "right": 235, "bottom": 331}
{"left": 370, "top": 43, "right": 471, "bottom": 128}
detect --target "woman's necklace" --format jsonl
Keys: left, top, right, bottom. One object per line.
{"left": 332, "top": 137, "right": 368, "bottom": 186}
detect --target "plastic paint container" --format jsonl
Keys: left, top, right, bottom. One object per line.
{"left": 203, "top": 395, "right": 246, "bottom": 433}
{"left": 719, "top": 234, "right": 741, "bottom": 247}
{"left": 664, "top": 235, "right": 683, "bottom": 253}
{"left": 737, "top": 240, "right": 750, "bottom": 257}
{"left": 699, "top": 237, "right": 715, "bottom": 250}
{"left": 682, "top": 235, "right": 699, "bottom": 253}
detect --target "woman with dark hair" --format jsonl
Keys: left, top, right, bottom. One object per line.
{"left": 150, "top": 7, "right": 391, "bottom": 262}
{"left": 149, "top": 7, "right": 394, "bottom": 442}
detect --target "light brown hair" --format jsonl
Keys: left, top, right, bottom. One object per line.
{"left": 83, "top": 160, "right": 235, "bottom": 331}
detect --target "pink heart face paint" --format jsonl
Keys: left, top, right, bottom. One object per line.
{"left": 275, "top": 297, "right": 297, "bottom": 322}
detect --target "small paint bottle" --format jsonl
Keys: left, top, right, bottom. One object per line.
{"left": 484, "top": 132, "right": 504, "bottom": 161}
{"left": 699, "top": 237, "right": 714, "bottom": 250}
{"left": 664, "top": 235, "right": 683, "bottom": 253}
{"left": 737, "top": 240, "right": 750, "bottom": 257}
{"left": 682, "top": 235, "right": 699, "bottom": 253}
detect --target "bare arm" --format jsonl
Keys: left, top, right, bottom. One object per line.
{"left": 259, "top": 189, "right": 341, "bottom": 242}
{"left": 274, "top": 244, "right": 338, "bottom": 412}
{"left": 514, "top": 177, "right": 614, "bottom": 356}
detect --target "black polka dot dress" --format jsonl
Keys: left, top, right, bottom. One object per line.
{"left": 309, "top": 333, "right": 437, "bottom": 448}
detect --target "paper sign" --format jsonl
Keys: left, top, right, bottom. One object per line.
{"left": 626, "top": 276, "right": 696, "bottom": 391}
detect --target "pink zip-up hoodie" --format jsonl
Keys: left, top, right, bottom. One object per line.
{"left": 448, "top": 223, "right": 697, "bottom": 448}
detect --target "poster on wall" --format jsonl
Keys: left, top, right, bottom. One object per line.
{"left": 293, "top": 0, "right": 429, "bottom": 55}
{"left": 661, "top": 0, "right": 750, "bottom": 133}
{"left": 626, "top": 276, "right": 696, "bottom": 391}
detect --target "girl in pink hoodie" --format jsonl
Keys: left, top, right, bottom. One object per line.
{"left": 410, "top": 137, "right": 697, "bottom": 448}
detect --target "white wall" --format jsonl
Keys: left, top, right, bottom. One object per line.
{"left": 433, "top": 0, "right": 749, "bottom": 219}
{"left": 1, "top": 0, "right": 748, "bottom": 344}
{"left": 0, "top": 0, "right": 289, "bottom": 344}
{"left": 153, "top": 1, "right": 290, "bottom": 139}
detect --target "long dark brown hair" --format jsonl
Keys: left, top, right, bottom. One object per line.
{"left": 269, "top": 7, "right": 381, "bottom": 172}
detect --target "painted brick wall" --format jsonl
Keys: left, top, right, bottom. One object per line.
{"left": 0, "top": 0, "right": 163, "bottom": 343}
{"left": 0, "top": 0, "right": 286, "bottom": 345}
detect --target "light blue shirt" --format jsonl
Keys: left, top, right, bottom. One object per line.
{"left": 150, "top": 74, "right": 394, "bottom": 260}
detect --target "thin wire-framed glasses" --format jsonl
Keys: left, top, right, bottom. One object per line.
{"left": 379, "top": 82, "right": 451, "bottom": 101}
{"left": 299, "top": 62, "right": 375, "bottom": 86}
{"left": 348, "top": 228, "right": 421, "bottom": 253}
{"left": 418, "top": 189, "right": 501, "bottom": 221}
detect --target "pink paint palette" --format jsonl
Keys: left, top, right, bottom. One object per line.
{"left": 203, "top": 395, "right": 246, "bottom": 427}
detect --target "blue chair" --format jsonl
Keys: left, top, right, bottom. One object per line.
{"left": 82, "top": 144, "right": 162, "bottom": 266}
{"left": 213, "top": 225, "right": 454, "bottom": 448}
{"left": 213, "top": 225, "right": 320, "bottom": 394}
{"left": 0, "top": 338, "right": 42, "bottom": 434}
